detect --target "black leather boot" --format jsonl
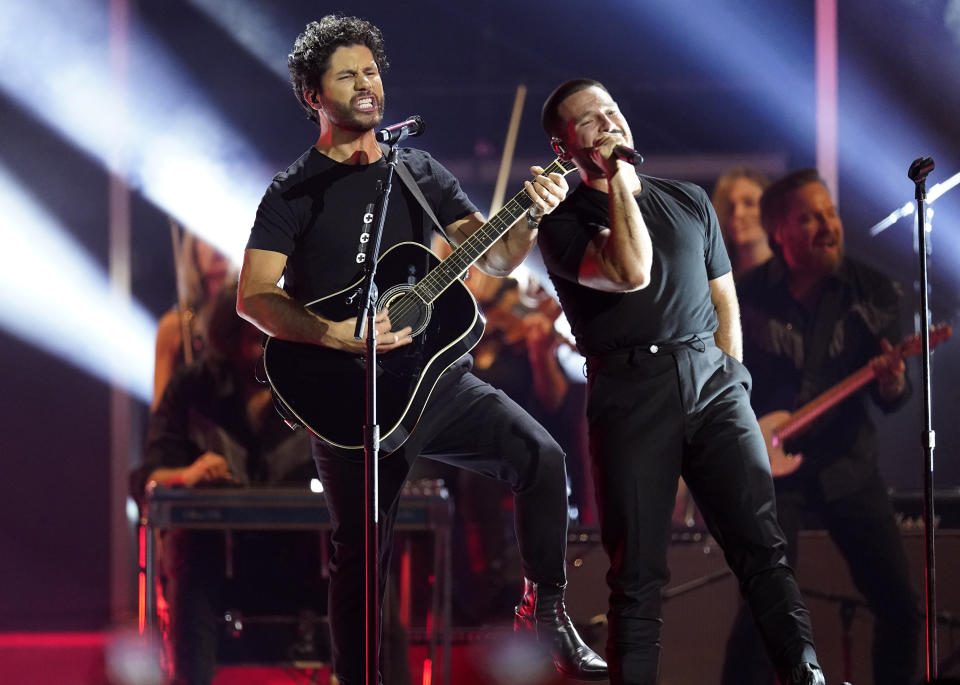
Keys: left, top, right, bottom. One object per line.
{"left": 514, "top": 577, "right": 608, "bottom": 681}
{"left": 785, "top": 662, "right": 826, "bottom": 685}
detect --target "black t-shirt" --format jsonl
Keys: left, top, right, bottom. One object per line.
{"left": 538, "top": 176, "right": 731, "bottom": 355}
{"left": 247, "top": 146, "right": 478, "bottom": 303}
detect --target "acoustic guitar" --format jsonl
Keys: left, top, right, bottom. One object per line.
{"left": 262, "top": 157, "right": 578, "bottom": 454}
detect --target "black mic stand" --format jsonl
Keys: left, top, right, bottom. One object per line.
{"left": 908, "top": 156, "right": 938, "bottom": 682}
{"left": 353, "top": 143, "right": 401, "bottom": 685}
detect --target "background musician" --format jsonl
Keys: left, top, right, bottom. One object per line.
{"left": 711, "top": 167, "right": 772, "bottom": 279}
{"left": 132, "top": 284, "right": 320, "bottom": 685}
{"left": 721, "top": 168, "right": 920, "bottom": 685}
{"left": 151, "top": 232, "right": 234, "bottom": 411}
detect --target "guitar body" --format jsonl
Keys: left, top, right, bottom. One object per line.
{"left": 263, "top": 241, "right": 484, "bottom": 454}
{"left": 756, "top": 410, "right": 804, "bottom": 478}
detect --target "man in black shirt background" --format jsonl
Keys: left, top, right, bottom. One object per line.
{"left": 722, "top": 168, "right": 919, "bottom": 685}
{"left": 536, "top": 78, "right": 824, "bottom": 685}
{"left": 237, "top": 16, "right": 606, "bottom": 684}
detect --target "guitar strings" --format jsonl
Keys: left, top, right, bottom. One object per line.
{"left": 385, "top": 159, "right": 572, "bottom": 325}
{"left": 387, "top": 159, "right": 569, "bottom": 320}
{"left": 385, "top": 196, "right": 526, "bottom": 322}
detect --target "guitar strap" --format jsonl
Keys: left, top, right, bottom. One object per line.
{"left": 380, "top": 143, "right": 455, "bottom": 250}
{"left": 797, "top": 278, "right": 844, "bottom": 406}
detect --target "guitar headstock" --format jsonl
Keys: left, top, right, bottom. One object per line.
{"left": 897, "top": 323, "right": 953, "bottom": 358}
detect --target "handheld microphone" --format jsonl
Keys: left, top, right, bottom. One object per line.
{"left": 613, "top": 145, "right": 644, "bottom": 165}
{"left": 375, "top": 115, "right": 425, "bottom": 145}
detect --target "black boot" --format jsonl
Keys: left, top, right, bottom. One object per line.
{"left": 514, "top": 577, "right": 608, "bottom": 681}
{"left": 785, "top": 662, "right": 826, "bottom": 685}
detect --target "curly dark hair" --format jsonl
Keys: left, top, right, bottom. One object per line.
{"left": 288, "top": 15, "right": 390, "bottom": 126}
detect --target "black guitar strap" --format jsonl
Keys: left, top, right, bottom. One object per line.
{"left": 380, "top": 143, "right": 454, "bottom": 250}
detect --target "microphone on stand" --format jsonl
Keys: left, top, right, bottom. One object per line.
{"left": 375, "top": 115, "right": 425, "bottom": 145}
{"left": 612, "top": 144, "right": 644, "bottom": 165}
{"left": 907, "top": 156, "right": 934, "bottom": 184}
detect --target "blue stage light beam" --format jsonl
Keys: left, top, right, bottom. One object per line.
{"left": 629, "top": 1, "right": 959, "bottom": 289}
{"left": 947, "top": 0, "right": 960, "bottom": 46}
{"left": 0, "top": 0, "right": 273, "bottom": 264}
{"left": 0, "top": 163, "right": 156, "bottom": 402}
{"left": 185, "top": 0, "right": 291, "bottom": 80}
{"left": 870, "top": 171, "right": 960, "bottom": 235}
{"left": 627, "top": 2, "right": 941, "bottom": 203}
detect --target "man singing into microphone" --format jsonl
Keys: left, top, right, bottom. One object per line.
{"left": 535, "top": 78, "right": 826, "bottom": 684}
{"left": 237, "top": 17, "right": 606, "bottom": 684}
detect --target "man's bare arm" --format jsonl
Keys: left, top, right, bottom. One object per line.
{"left": 446, "top": 166, "right": 568, "bottom": 278}
{"left": 576, "top": 138, "right": 652, "bottom": 293}
{"left": 236, "top": 248, "right": 411, "bottom": 354}
{"left": 709, "top": 271, "right": 743, "bottom": 361}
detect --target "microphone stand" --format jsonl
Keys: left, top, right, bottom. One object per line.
{"left": 353, "top": 142, "right": 401, "bottom": 685}
{"left": 908, "top": 156, "right": 938, "bottom": 682}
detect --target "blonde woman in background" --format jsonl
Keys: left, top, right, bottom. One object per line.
{"left": 711, "top": 167, "right": 771, "bottom": 278}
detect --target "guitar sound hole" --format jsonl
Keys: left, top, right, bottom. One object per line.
{"left": 378, "top": 285, "right": 431, "bottom": 337}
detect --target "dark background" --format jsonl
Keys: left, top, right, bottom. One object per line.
{"left": 0, "top": 0, "right": 957, "bottom": 631}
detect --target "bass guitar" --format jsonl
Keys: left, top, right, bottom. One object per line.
{"left": 263, "top": 157, "right": 578, "bottom": 454}
{"left": 759, "top": 324, "right": 952, "bottom": 477}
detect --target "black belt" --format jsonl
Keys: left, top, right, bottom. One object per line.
{"left": 587, "top": 332, "right": 712, "bottom": 369}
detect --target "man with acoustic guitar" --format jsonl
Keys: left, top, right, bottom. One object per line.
{"left": 237, "top": 15, "right": 606, "bottom": 684}
{"left": 722, "top": 168, "right": 921, "bottom": 685}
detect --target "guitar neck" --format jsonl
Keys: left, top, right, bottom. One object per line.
{"left": 773, "top": 325, "right": 950, "bottom": 446}
{"left": 412, "top": 158, "right": 573, "bottom": 303}
{"left": 777, "top": 364, "right": 876, "bottom": 443}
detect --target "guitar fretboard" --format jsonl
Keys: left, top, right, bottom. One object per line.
{"left": 411, "top": 158, "right": 576, "bottom": 304}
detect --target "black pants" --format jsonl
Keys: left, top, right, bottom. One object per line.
{"left": 721, "top": 472, "right": 920, "bottom": 685}
{"left": 313, "top": 361, "right": 570, "bottom": 685}
{"left": 586, "top": 338, "right": 817, "bottom": 685}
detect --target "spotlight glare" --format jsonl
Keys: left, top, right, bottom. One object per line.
{"left": 0, "top": 163, "right": 156, "bottom": 401}
{"left": 184, "top": 0, "right": 291, "bottom": 80}
{"left": 928, "top": 171, "right": 960, "bottom": 204}
{"left": 869, "top": 201, "right": 915, "bottom": 236}
{"left": 0, "top": 0, "right": 273, "bottom": 266}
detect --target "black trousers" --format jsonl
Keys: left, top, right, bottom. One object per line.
{"left": 721, "top": 471, "right": 920, "bottom": 685}
{"left": 313, "top": 361, "right": 570, "bottom": 685}
{"left": 586, "top": 338, "right": 817, "bottom": 685}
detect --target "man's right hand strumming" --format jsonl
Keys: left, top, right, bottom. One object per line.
{"left": 238, "top": 248, "right": 412, "bottom": 354}
{"left": 327, "top": 308, "right": 412, "bottom": 355}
